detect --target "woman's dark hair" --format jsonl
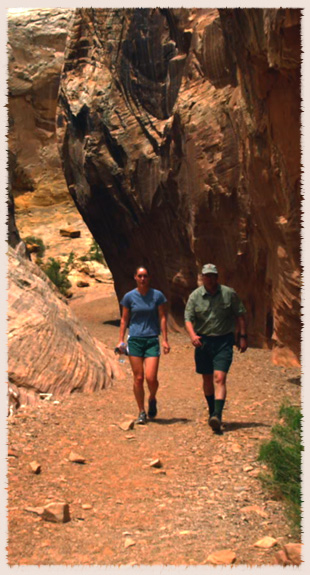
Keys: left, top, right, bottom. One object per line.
{"left": 134, "top": 265, "right": 150, "bottom": 276}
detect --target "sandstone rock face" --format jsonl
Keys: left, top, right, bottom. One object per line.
{"left": 7, "top": 8, "right": 73, "bottom": 208}
{"left": 7, "top": 245, "right": 120, "bottom": 407}
{"left": 8, "top": 8, "right": 301, "bottom": 366}
{"left": 55, "top": 8, "right": 301, "bottom": 365}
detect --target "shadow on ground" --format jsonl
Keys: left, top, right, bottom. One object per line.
{"left": 150, "top": 417, "right": 191, "bottom": 425}
{"left": 222, "top": 421, "right": 271, "bottom": 432}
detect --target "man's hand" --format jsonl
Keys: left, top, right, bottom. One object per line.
{"left": 191, "top": 335, "right": 203, "bottom": 348}
{"left": 238, "top": 336, "right": 248, "bottom": 353}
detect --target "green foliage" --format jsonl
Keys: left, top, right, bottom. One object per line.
{"left": 24, "top": 235, "right": 46, "bottom": 262}
{"left": 89, "top": 239, "right": 105, "bottom": 264}
{"left": 79, "top": 239, "right": 106, "bottom": 264}
{"left": 258, "top": 403, "right": 303, "bottom": 533}
{"left": 42, "top": 251, "right": 74, "bottom": 295}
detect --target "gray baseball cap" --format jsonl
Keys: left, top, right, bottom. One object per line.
{"left": 202, "top": 263, "right": 218, "bottom": 275}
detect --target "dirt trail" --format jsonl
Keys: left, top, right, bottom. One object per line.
{"left": 7, "top": 287, "right": 301, "bottom": 566}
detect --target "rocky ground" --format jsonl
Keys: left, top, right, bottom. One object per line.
{"left": 7, "top": 202, "right": 302, "bottom": 566}
{"left": 7, "top": 283, "right": 302, "bottom": 566}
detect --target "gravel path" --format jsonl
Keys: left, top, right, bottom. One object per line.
{"left": 7, "top": 290, "right": 301, "bottom": 566}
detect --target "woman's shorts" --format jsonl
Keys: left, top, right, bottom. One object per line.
{"left": 128, "top": 336, "right": 160, "bottom": 358}
{"left": 195, "top": 333, "right": 234, "bottom": 374}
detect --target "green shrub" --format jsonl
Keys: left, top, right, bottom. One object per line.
{"left": 89, "top": 239, "right": 105, "bottom": 264}
{"left": 79, "top": 239, "right": 106, "bottom": 264}
{"left": 42, "top": 251, "right": 74, "bottom": 295}
{"left": 24, "top": 235, "right": 46, "bottom": 262}
{"left": 258, "top": 403, "right": 303, "bottom": 533}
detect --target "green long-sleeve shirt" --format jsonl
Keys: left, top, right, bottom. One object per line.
{"left": 184, "top": 284, "right": 246, "bottom": 336}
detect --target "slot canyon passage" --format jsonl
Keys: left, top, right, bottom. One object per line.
{"left": 7, "top": 8, "right": 302, "bottom": 567}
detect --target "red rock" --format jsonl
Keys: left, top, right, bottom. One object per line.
{"left": 41, "top": 502, "right": 70, "bottom": 523}
{"left": 206, "top": 549, "right": 236, "bottom": 565}
{"left": 254, "top": 536, "right": 277, "bottom": 548}
{"left": 283, "top": 543, "right": 302, "bottom": 565}
{"left": 29, "top": 460, "right": 41, "bottom": 474}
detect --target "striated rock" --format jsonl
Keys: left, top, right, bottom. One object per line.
{"left": 8, "top": 244, "right": 120, "bottom": 406}
{"left": 55, "top": 8, "right": 301, "bottom": 365}
{"left": 7, "top": 8, "right": 301, "bottom": 366}
{"left": 7, "top": 8, "right": 73, "bottom": 208}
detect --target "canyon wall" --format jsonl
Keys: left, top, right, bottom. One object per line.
{"left": 7, "top": 8, "right": 73, "bottom": 209}
{"left": 8, "top": 8, "right": 301, "bottom": 366}
{"left": 56, "top": 8, "right": 301, "bottom": 366}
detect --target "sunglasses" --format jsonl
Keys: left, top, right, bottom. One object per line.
{"left": 137, "top": 274, "right": 148, "bottom": 278}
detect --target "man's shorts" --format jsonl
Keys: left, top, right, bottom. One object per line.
{"left": 128, "top": 336, "right": 160, "bottom": 358}
{"left": 195, "top": 333, "right": 234, "bottom": 374}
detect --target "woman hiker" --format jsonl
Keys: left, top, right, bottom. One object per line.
{"left": 116, "top": 266, "right": 170, "bottom": 424}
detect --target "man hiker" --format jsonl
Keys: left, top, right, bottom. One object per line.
{"left": 184, "top": 263, "right": 248, "bottom": 432}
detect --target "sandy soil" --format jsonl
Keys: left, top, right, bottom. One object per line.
{"left": 7, "top": 284, "right": 301, "bottom": 566}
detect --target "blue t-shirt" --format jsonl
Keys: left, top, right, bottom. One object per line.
{"left": 121, "top": 288, "right": 167, "bottom": 338}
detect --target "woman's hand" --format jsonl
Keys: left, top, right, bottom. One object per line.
{"left": 162, "top": 340, "right": 171, "bottom": 354}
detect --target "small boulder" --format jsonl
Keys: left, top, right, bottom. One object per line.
{"left": 254, "top": 536, "right": 277, "bottom": 549}
{"left": 206, "top": 550, "right": 236, "bottom": 565}
{"left": 29, "top": 460, "right": 41, "bottom": 474}
{"left": 59, "top": 228, "right": 81, "bottom": 238}
{"left": 68, "top": 451, "right": 86, "bottom": 464}
{"left": 42, "top": 502, "right": 70, "bottom": 523}
{"left": 149, "top": 459, "right": 162, "bottom": 468}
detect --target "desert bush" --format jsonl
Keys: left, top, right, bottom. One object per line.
{"left": 42, "top": 251, "right": 74, "bottom": 296}
{"left": 258, "top": 402, "right": 303, "bottom": 534}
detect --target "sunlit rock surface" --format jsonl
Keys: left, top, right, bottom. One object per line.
{"left": 56, "top": 8, "right": 301, "bottom": 365}
{"left": 7, "top": 8, "right": 301, "bottom": 366}
{"left": 7, "top": 8, "right": 73, "bottom": 208}
{"left": 8, "top": 245, "right": 121, "bottom": 406}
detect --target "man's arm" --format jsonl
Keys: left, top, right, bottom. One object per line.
{"left": 236, "top": 314, "right": 248, "bottom": 353}
{"left": 158, "top": 303, "right": 170, "bottom": 354}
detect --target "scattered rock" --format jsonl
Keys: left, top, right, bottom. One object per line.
{"left": 68, "top": 451, "right": 86, "bottom": 464}
{"left": 81, "top": 503, "right": 92, "bottom": 510}
{"left": 149, "top": 459, "right": 162, "bottom": 468}
{"left": 29, "top": 460, "right": 41, "bottom": 474}
{"left": 59, "top": 228, "right": 81, "bottom": 238}
{"left": 254, "top": 536, "right": 278, "bottom": 548}
{"left": 41, "top": 502, "right": 71, "bottom": 523}
{"left": 25, "top": 506, "right": 45, "bottom": 517}
{"left": 283, "top": 543, "right": 302, "bottom": 565}
{"left": 153, "top": 469, "right": 166, "bottom": 475}
{"left": 76, "top": 281, "right": 90, "bottom": 288}
{"left": 206, "top": 549, "right": 236, "bottom": 565}
{"left": 241, "top": 505, "right": 268, "bottom": 518}
{"left": 8, "top": 449, "right": 19, "bottom": 458}
{"left": 243, "top": 465, "right": 254, "bottom": 472}
{"left": 124, "top": 537, "right": 136, "bottom": 549}
{"left": 118, "top": 420, "right": 135, "bottom": 431}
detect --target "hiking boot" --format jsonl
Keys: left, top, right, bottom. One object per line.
{"left": 148, "top": 398, "right": 157, "bottom": 418}
{"left": 136, "top": 411, "right": 147, "bottom": 425}
{"left": 208, "top": 414, "right": 221, "bottom": 432}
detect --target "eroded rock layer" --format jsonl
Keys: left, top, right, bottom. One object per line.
{"left": 56, "top": 8, "right": 301, "bottom": 366}
{"left": 7, "top": 8, "right": 73, "bottom": 208}
{"left": 8, "top": 245, "right": 121, "bottom": 407}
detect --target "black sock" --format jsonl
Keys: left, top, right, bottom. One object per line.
{"left": 205, "top": 394, "right": 215, "bottom": 417}
{"left": 214, "top": 399, "right": 225, "bottom": 420}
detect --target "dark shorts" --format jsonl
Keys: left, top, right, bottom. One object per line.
{"left": 128, "top": 336, "right": 160, "bottom": 358}
{"left": 195, "top": 333, "right": 234, "bottom": 374}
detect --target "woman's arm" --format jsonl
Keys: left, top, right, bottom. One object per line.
{"left": 158, "top": 303, "right": 170, "bottom": 354}
{"left": 117, "top": 306, "right": 130, "bottom": 347}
